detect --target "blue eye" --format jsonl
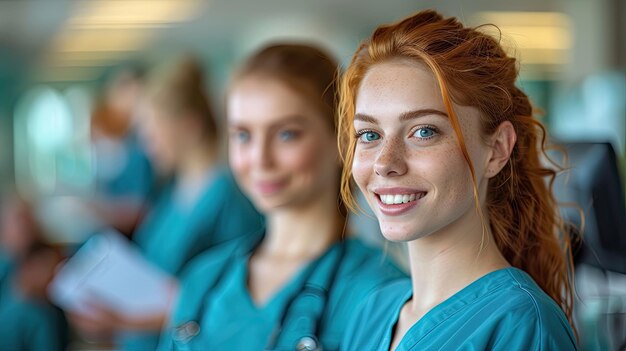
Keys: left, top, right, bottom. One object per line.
{"left": 279, "top": 130, "right": 298, "bottom": 142}
{"left": 359, "top": 131, "right": 381, "bottom": 142}
{"left": 414, "top": 127, "right": 437, "bottom": 139}
{"left": 234, "top": 130, "right": 250, "bottom": 143}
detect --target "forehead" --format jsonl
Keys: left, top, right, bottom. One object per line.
{"left": 227, "top": 76, "right": 314, "bottom": 126}
{"left": 355, "top": 60, "right": 445, "bottom": 119}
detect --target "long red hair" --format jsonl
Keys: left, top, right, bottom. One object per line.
{"left": 338, "top": 10, "right": 575, "bottom": 329}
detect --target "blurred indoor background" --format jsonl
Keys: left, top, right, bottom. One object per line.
{"left": 0, "top": 0, "right": 624, "bottom": 350}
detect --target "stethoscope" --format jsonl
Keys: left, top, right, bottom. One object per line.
{"left": 171, "top": 234, "right": 346, "bottom": 351}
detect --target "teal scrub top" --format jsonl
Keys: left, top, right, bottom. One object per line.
{"left": 120, "top": 168, "right": 264, "bottom": 350}
{"left": 342, "top": 267, "right": 577, "bottom": 351}
{"left": 158, "top": 235, "right": 407, "bottom": 351}
{"left": 134, "top": 167, "right": 264, "bottom": 276}
{"left": 0, "top": 254, "right": 68, "bottom": 351}
{"left": 95, "top": 132, "right": 155, "bottom": 200}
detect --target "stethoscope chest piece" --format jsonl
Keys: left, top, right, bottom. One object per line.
{"left": 296, "top": 336, "right": 322, "bottom": 351}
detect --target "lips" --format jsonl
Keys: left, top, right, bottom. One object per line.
{"left": 372, "top": 187, "right": 427, "bottom": 216}
{"left": 255, "top": 180, "right": 287, "bottom": 195}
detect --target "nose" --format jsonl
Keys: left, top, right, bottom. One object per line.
{"left": 373, "top": 137, "right": 408, "bottom": 177}
{"left": 251, "top": 136, "right": 274, "bottom": 170}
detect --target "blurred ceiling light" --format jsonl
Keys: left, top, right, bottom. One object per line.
{"left": 68, "top": 0, "right": 203, "bottom": 29}
{"left": 40, "top": 0, "right": 204, "bottom": 73}
{"left": 46, "top": 51, "right": 131, "bottom": 64}
{"left": 474, "top": 11, "right": 571, "bottom": 66}
{"left": 494, "top": 26, "right": 570, "bottom": 50}
{"left": 52, "top": 29, "right": 150, "bottom": 53}
{"left": 477, "top": 12, "right": 570, "bottom": 28}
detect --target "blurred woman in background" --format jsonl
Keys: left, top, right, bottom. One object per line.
{"left": 89, "top": 67, "right": 156, "bottom": 236}
{"left": 157, "top": 44, "right": 406, "bottom": 351}
{"left": 69, "top": 55, "right": 263, "bottom": 350}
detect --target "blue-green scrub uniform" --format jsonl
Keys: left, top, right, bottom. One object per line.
{"left": 95, "top": 132, "right": 155, "bottom": 201}
{"left": 157, "top": 234, "right": 407, "bottom": 351}
{"left": 133, "top": 168, "right": 263, "bottom": 275}
{"left": 343, "top": 267, "right": 577, "bottom": 350}
{"left": 120, "top": 168, "right": 264, "bottom": 350}
{"left": 0, "top": 254, "right": 68, "bottom": 351}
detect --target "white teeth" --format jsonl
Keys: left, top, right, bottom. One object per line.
{"left": 379, "top": 193, "right": 425, "bottom": 205}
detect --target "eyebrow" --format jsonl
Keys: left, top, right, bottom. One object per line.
{"left": 229, "top": 115, "right": 308, "bottom": 129}
{"left": 354, "top": 108, "right": 448, "bottom": 124}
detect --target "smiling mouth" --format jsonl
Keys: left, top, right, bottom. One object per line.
{"left": 255, "top": 180, "right": 287, "bottom": 195}
{"left": 377, "top": 192, "right": 427, "bottom": 205}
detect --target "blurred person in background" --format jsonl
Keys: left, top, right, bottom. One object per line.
{"left": 157, "top": 44, "right": 406, "bottom": 351}
{"left": 0, "top": 193, "right": 68, "bottom": 351}
{"left": 89, "top": 67, "right": 157, "bottom": 236}
{"left": 68, "top": 55, "right": 264, "bottom": 350}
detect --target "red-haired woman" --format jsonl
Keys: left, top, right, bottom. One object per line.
{"left": 338, "top": 10, "right": 577, "bottom": 350}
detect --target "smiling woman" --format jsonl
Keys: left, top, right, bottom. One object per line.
{"left": 339, "top": 10, "right": 577, "bottom": 351}
{"left": 227, "top": 76, "right": 338, "bottom": 211}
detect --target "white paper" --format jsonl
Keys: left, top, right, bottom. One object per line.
{"left": 49, "top": 229, "right": 174, "bottom": 318}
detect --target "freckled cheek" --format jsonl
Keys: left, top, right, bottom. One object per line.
{"left": 404, "top": 143, "right": 471, "bottom": 195}
{"left": 430, "top": 145, "right": 473, "bottom": 202}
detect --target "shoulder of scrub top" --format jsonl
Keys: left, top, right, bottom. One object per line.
{"left": 317, "top": 239, "right": 407, "bottom": 347}
{"left": 482, "top": 268, "right": 578, "bottom": 350}
{"left": 158, "top": 231, "right": 262, "bottom": 350}
{"left": 206, "top": 169, "right": 265, "bottom": 244}
{"left": 168, "top": 231, "right": 263, "bottom": 321}
{"left": 340, "top": 277, "right": 410, "bottom": 348}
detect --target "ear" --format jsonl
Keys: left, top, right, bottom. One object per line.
{"left": 485, "top": 121, "right": 516, "bottom": 178}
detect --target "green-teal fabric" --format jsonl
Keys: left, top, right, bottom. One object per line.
{"left": 120, "top": 168, "right": 264, "bottom": 350}
{"left": 0, "top": 254, "right": 68, "bottom": 351}
{"left": 158, "top": 235, "right": 407, "bottom": 351}
{"left": 343, "top": 267, "right": 577, "bottom": 350}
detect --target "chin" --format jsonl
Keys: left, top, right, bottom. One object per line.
{"left": 378, "top": 222, "right": 420, "bottom": 242}
{"left": 251, "top": 196, "right": 293, "bottom": 213}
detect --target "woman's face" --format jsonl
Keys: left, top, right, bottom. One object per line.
{"left": 352, "top": 60, "right": 492, "bottom": 242}
{"left": 228, "top": 76, "right": 339, "bottom": 213}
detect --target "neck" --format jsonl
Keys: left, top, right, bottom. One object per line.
{"left": 260, "top": 190, "right": 343, "bottom": 261}
{"left": 406, "top": 208, "right": 508, "bottom": 314}
{"left": 176, "top": 142, "right": 216, "bottom": 186}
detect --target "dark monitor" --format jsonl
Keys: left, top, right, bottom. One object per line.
{"left": 552, "top": 142, "right": 626, "bottom": 274}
